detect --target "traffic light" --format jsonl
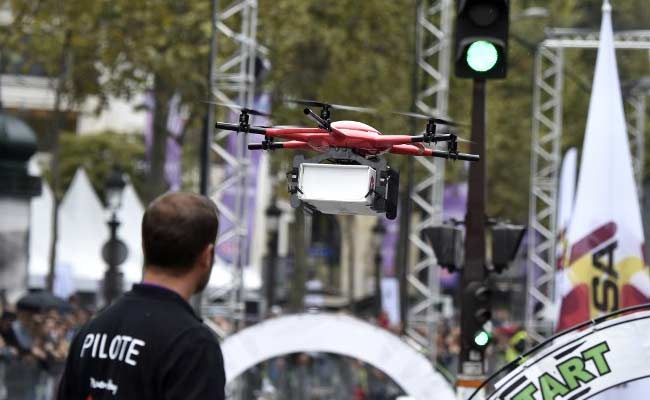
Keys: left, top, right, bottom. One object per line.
{"left": 424, "top": 225, "right": 464, "bottom": 272}
{"left": 454, "top": 0, "right": 510, "bottom": 79}
{"left": 462, "top": 281, "right": 493, "bottom": 350}
{"left": 491, "top": 223, "right": 526, "bottom": 273}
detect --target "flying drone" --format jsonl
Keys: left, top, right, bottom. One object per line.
{"left": 214, "top": 100, "right": 479, "bottom": 220}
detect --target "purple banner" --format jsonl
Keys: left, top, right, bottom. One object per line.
{"left": 165, "top": 94, "right": 185, "bottom": 191}
{"left": 143, "top": 91, "right": 186, "bottom": 191}
{"left": 143, "top": 90, "right": 154, "bottom": 167}
{"left": 380, "top": 218, "right": 399, "bottom": 277}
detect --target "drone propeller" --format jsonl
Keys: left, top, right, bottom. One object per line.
{"left": 204, "top": 101, "right": 271, "bottom": 117}
{"left": 428, "top": 131, "right": 473, "bottom": 144}
{"left": 287, "top": 99, "right": 376, "bottom": 114}
{"left": 387, "top": 130, "right": 473, "bottom": 144}
{"left": 454, "top": 136, "right": 473, "bottom": 144}
{"left": 393, "top": 110, "right": 464, "bottom": 127}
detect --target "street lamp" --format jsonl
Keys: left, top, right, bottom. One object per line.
{"left": 105, "top": 166, "right": 126, "bottom": 211}
{"left": 102, "top": 165, "right": 127, "bottom": 305}
{"left": 264, "top": 197, "right": 282, "bottom": 316}
{"left": 371, "top": 220, "right": 386, "bottom": 317}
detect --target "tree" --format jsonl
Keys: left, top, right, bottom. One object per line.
{"left": 96, "top": 0, "right": 212, "bottom": 201}
{"left": 4, "top": 0, "right": 215, "bottom": 286}
{"left": 4, "top": 0, "right": 108, "bottom": 289}
{"left": 53, "top": 131, "right": 146, "bottom": 201}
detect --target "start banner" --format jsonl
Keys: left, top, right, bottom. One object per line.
{"left": 486, "top": 310, "right": 650, "bottom": 400}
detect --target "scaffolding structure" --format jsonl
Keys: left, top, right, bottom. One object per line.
{"left": 201, "top": 1, "right": 455, "bottom": 362}
{"left": 405, "top": 0, "right": 453, "bottom": 360}
{"left": 625, "top": 78, "right": 650, "bottom": 195}
{"left": 204, "top": 0, "right": 259, "bottom": 327}
{"left": 526, "top": 29, "right": 650, "bottom": 343}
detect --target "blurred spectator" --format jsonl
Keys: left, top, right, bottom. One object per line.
{"left": 0, "top": 296, "right": 93, "bottom": 400}
{"left": 504, "top": 328, "right": 528, "bottom": 363}
{"left": 1, "top": 311, "right": 18, "bottom": 400}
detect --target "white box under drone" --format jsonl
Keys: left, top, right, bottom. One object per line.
{"left": 297, "top": 163, "right": 379, "bottom": 216}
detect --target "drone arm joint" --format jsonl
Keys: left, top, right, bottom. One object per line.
{"left": 215, "top": 122, "right": 267, "bottom": 135}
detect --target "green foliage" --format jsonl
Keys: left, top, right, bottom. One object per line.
{"left": 4, "top": 0, "right": 213, "bottom": 200}
{"left": 4, "top": 1, "right": 105, "bottom": 105}
{"left": 259, "top": 0, "right": 429, "bottom": 192}
{"left": 97, "top": 0, "right": 211, "bottom": 108}
{"left": 257, "top": 0, "right": 649, "bottom": 221}
{"left": 462, "top": 0, "right": 649, "bottom": 221}
{"left": 6, "top": 0, "right": 649, "bottom": 219}
{"left": 48, "top": 131, "right": 146, "bottom": 202}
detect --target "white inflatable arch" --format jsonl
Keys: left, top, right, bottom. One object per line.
{"left": 220, "top": 313, "right": 455, "bottom": 400}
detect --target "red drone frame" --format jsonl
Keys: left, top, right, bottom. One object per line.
{"left": 214, "top": 100, "right": 480, "bottom": 162}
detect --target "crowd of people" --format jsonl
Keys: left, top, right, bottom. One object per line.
{"left": 0, "top": 290, "right": 525, "bottom": 400}
{"left": 0, "top": 296, "right": 92, "bottom": 400}
{"left": 239, "top": 353, "right": 404, "bottom": 400}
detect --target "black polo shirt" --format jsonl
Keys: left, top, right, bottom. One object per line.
{"left": 57, "top": 284, "right": 225, "bottom": 400}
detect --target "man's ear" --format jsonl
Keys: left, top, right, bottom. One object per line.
{"left": 201, "top": 244, "right": 215, "bottom": 269}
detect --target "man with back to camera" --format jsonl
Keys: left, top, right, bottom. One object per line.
{"left": 57, "top": 192, "right": 225, "bottom": 400}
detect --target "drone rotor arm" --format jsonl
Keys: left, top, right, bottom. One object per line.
{"left": 390, "top": 144, "right": 480, "bottom": 161}
{"left": 374, "top": 135, "right": 424, "bottom": 146}
{"left": 215, "top": 122, "right": 267, "bottom": 135}
{"left": 248, "top": 140, "right": 310, "bottom": 151}
{"left": 428, "top": 149, "right": 479, "bottom": 162}
{"left": 265, "top": 127, "right": 329, "bottom": 142}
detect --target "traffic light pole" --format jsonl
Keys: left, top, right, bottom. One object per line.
{"left": 457, "top": 78, "right": 487, "bottom": 398}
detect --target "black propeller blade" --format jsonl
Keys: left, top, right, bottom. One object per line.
{"left": 204, "top": 101, "right": 271, "bottom": 117}
{"left": 393, "top": 110, "right": 464, "bottom": 127}
{"left": 287, "top": 99, "right": 376, "bottom": 114}
{"left": 385, "top": 131, "right": 473, "bottom": 144}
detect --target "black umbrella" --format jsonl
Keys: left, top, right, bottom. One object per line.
{"left": 17, "top": 291, "right": 72, "bottom": 313}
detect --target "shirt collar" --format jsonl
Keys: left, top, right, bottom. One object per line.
{"left": 130, "top": 283, "right": 201, "bottom": 321}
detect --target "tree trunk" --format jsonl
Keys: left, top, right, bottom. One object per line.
{"left": 145, "top": 74, "right": 172, "bottom": 202}
{"left": 344, "top": 216, "right": 356, "bottom": 313}
{"left": 289, "top": 205, "right": 306, "bottom": 312}
{"left": 46, "top": 30, "right": 72, "bottom": 292}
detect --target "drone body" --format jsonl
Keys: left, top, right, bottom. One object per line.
{"left": 213, "top": 101, "right": 479, "bottom": 219}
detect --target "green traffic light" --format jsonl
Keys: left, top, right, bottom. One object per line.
{"left": 466, "top": 40, "right": 499, "bottom": 72}
{"left": 473, "top": 330, "right": 491, "bottom": 347}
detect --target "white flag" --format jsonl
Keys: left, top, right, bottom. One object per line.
{"left": 552, "top": 148, "right": 578, "bottom": 323}
{"left": 558, "top": 0, "right": 650, "bottom": 331}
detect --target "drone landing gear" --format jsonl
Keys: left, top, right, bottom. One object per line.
{"left": 384, "top": 169, "right": 399, "bottom": 220}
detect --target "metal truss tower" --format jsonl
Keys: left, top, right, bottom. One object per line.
{"left": 527, "top": 29, "right": 650, "bottom": 343}
{"left": 405, "top": 0, "right": 453, "bottom": 360}
{"left": 205, "top": 0, "right": 259, "bottom": 327}
{"left": 625, "top": 78, "right": 650, "bottom": 196}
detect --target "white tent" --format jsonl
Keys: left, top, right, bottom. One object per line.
{"left": 27, "top": 166, "right": 261, "bottom": 297}
{"left": 28, "top": 180, "right": 53, "bottom": 284}
{"left": 28, "top": 168, "right": 145, "bottom": 294}
{"left": 115, "top": 183, "right": 145, "bottom": 285}
{"left": 56, "top": 169, "right": 109, "bottom": 291}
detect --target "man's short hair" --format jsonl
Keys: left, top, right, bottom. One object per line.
{"left": 142, "top": 192, "right": 219, "bottom": 273}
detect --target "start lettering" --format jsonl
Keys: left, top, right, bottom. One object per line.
{"left": 509, "top": 341, "right": 611, "bottom": 400}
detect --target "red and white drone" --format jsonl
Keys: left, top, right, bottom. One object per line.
{"left": 214, "top": 100, "right": 479, "bottom": 219}
{"left": 214, "top": 99, "right": 479, "bottom": 162}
